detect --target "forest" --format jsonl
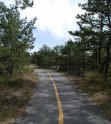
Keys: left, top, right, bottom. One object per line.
{"left": 0, "top": 0, "right": 36, "bottom": 81}
{"left": 32, "top": 0, "right": 111, "bottom": 86}
{"left": 0, "top": 0, "right": 111, "bottom": 122}
{"left": 1, "top": 0, "right": 111, "bottom": 84}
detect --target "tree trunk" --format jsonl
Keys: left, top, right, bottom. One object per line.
{"left": 98, "top": 13, "right": 104, "bottom": 72}
{"left": 104, "top": 36, "right": 111, "bottom": 80}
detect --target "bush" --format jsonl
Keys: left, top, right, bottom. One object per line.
{"left": 5, "top": 79, "right": 24, "bottom": 87}
{"left": 85, "top": 71, "right": 104, "bottom": 85}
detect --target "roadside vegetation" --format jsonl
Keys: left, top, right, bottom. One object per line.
{"left": 0, "top": 66, "right": 38, "bottom": 123}
{"left": 0, "top": 0, "right": 37, "bottom": 122}
{"left": 31, "top": 0, "right": 111, "bottom": 120}
{"left": 1, "top": 0, "right": 111, "bottom": 122}
{"left": 67, "top": 73, "right": 111, "bottom": 120}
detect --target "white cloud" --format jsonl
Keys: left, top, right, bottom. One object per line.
{"left": 19, "top": 0, "right": 85, "bottom": 39}
{"left": 1, "top": 0, "right": 85, "bottom": 39}
{"left": 1, "top": 0, "right": 14, "bottom": 5}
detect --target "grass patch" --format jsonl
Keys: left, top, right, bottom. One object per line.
{"left": 66, "top": 72, "right": 111, "bottom": 121}
{"left": 0, "top": 88, "right": 31, "bottom": 122}
{"left": 0, "top": 67, "right": 38, "bottom": 123}
{"left": 5, "top": 79, "right": 24, "bottom": 87}
{"left": 85, "top": 71, "right": 104, "bottom": 85}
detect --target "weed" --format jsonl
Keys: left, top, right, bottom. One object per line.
{"left": 0, "top": 67, "right": 37, "bottom": 123}
{"left": 85, "top": 71, "right": 105, "bottom": 85}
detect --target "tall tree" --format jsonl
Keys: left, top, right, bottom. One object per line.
{"left": 69, "top": 0, "right": 111, "bottom": 80}
{"left": 0, "top": 1, "right": 36, "bottom": 78}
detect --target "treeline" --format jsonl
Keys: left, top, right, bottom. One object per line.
{"left": 31, "top": 41, "right": 86, "bottom": 75}
{"left": 0, "top": 0, "right": 36, "bottom": 80}
{"left": 31, "top": 45, "right": 60, "bottom": 68}
{"left": 32, "top": 0, "right": 111, "bottom": 83}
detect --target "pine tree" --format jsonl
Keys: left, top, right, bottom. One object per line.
{"left": 69, "top": 0, "right": 111, "bottom": 80}
{"left": 0, "top": 1, "right": 36, "bottom": 78}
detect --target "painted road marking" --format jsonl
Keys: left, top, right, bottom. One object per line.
{"left": 47, "top": 72, "right": 64, "bottom": 124}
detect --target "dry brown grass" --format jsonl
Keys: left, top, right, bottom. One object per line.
{"left": 0, "top": 68, "right": 38, "bottom": 123}
{"left": 66, "top": 74, "right": 111, "bottom": 121}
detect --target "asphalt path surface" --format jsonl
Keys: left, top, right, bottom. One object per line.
{"left": 14, "top": 69, "right": 110, "bottom": 124}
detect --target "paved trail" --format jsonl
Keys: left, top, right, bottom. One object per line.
{"left": 14, "top": 69, "right": 110, "bottom": 124}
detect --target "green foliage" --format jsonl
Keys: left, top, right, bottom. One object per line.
{"left": 68, "top": 0, "right": 111, "bottom": 80}
{"left": 31, "top": 45, "right": 58, "bottom": 68}
{"left": 0, "top": 1, "right": 36, "bottom": 79}
{"left": 31, "top": 0, "right": 111, "bottom": 83}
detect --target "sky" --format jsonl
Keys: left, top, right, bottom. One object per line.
{"left": 1, "top": 0, "right": 85, "bottom": 52}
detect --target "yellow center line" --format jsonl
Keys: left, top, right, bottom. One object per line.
{"left": 47, "top": 72, "right": 64, "bottom": 124}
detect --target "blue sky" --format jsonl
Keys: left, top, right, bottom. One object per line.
{"left": 33, "top": 29, "right": 67, "bottom": 50}
{"left": 1, "top": 0, "right": 85, "bottom": 52}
